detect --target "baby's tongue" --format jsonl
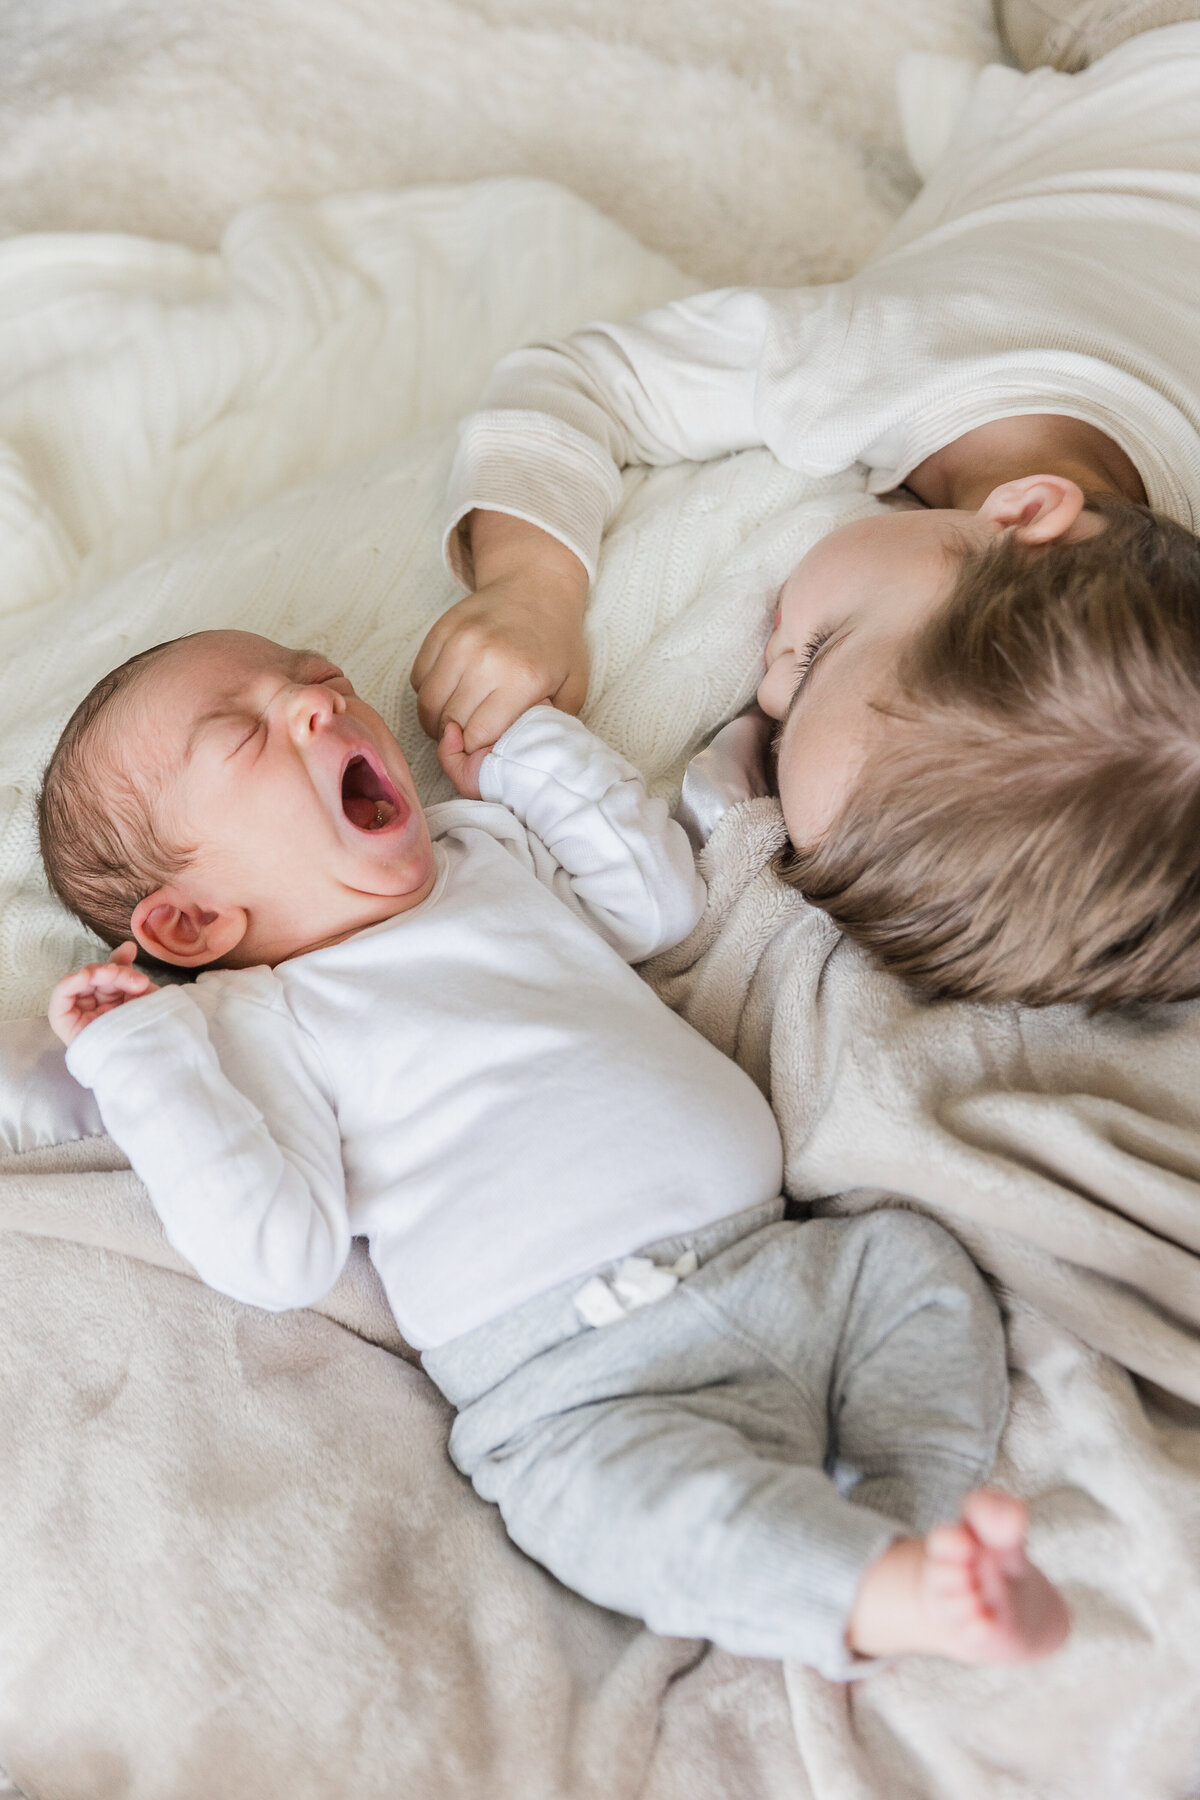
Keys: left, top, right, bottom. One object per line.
{"left": 345, "top": 795, "right": 378, "bottom": 830}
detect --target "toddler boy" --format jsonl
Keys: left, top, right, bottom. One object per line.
{"left": 40, "top": 630, "right": 1066, "bottom": 1677}
{"left": 415, "top": 14, "right": 1200, "bottom": 1008}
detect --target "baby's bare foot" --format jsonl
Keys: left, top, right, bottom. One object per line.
{"left": 848, "top": 1488, "right": 1070, "bottom": 1664}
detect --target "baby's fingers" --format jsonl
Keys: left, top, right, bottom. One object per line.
{"left": 437, "top": 721, "right": 490, "bottom": 800}
{"left": 91, "top": 962, "right": 151, "bottom": 997}
{"left": 55, "top": 957, "right": 154, "bottom": 1010}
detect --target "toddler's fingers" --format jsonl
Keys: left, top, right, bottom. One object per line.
{"left": 461, "top": 685, "right": 544, "bottom": 755}
{"left": 416, "top": 648, "right": 474, "bottom": 742}
{"left": 433, "top": 667, "right": 499, "bottom": 746}
{"left": 410, "top": 613, "right": 455, "bottom": 694}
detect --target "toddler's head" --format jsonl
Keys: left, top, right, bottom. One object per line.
{"left": 758, "top": 482, "right": 1200, "bottom": 1008}
{"left": 39, "top": 631, "right": 436, "bottom": 969}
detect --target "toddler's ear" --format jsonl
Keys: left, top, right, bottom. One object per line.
{"left": 976, "top": 474, "right": 1088, "bottom": 545}
{"left": 130, "top": 890, "right": 247, "bottom": 968}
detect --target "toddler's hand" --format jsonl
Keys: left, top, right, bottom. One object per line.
{"left": 411, "top": 571, "right": 587, "bottom": 754}
{"left": 48, "top": 941, "right": 159, "bottom": 1047}
{"left": 437, "top": 720, "right": 491, "bottom": 801}
{"left": 412, "top": 512, "right": 590, "bottom": 754}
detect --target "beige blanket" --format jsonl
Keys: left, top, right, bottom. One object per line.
{"left": 3, "top": 812, "right": 1198, "bottom": 1799}
{"left": 645, "top": 798, "right": 1200, "bottom": 1799}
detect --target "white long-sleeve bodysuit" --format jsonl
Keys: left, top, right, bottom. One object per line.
{"left": 443, "top": 28, "right": 1200, "bottom": 583}
{"left": 65, "top": 708, "right": 783, "bottom": 1350}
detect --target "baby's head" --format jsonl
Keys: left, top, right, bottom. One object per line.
{"left": 759, "top": 477, "right": 1200, "bottom": 1008}
{"left": 39, "top": 631, "right": 436, "bottom": 969}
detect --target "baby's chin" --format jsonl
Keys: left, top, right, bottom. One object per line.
{"left": 229, "top": 863, "right": 438, "bottom": 967}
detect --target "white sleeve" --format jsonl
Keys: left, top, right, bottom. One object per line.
{"left": 65, "top": 982, "right": 350, "bottom": 1313}
{"left": 443, "top": 286, "right": 777, "bottom": 585}
{"left": 478, "top": 705, "right": 706, "bottom": 962}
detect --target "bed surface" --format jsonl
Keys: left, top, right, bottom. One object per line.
{"left": 0, "top": 5, "right": 1197, "bottom": 1797}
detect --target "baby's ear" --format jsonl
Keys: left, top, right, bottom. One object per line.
{"left": 130, "top": 889, "right": 247, "bottom": 968}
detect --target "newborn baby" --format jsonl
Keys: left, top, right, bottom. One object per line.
{"left": 39, "top": 630, "right": 1068, "bottom": 1677}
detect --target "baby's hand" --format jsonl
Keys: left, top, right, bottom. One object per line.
{"left": 437, "top": 720, "right": 491, "bottom": 801}
{"left": 48, "top": 941, "right": 159, "bottom": 1047}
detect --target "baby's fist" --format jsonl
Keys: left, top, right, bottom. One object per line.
{"left": 437, "top": 720, "right": 491, "bottom": 801}
{"left": 49, "top": 941, "right": 159, "bottom": 1046}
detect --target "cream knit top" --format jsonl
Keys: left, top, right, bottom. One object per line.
{"left": 445, "top": 26, "right": 1200, "bottom": 582}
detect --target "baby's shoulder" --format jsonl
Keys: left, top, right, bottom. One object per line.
{"left": 192, "top": 962, "right": 289, "bottom": 1025}
{"left": 426, "top": 796, "right": 536, "bottom": 869}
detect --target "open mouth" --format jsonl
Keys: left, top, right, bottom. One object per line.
{"left": 341, "top": 754, "right": 405, "bottom": 833}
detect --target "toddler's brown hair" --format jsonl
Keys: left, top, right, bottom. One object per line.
{"left": 778, "top": 496, "right": 1200, "bottom": 1009}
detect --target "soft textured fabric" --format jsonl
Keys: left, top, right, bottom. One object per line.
{"left": 646, "top": 794, "right": 1200, "bottom": 1401}
{"left": 0, "top": 0, "right": 1001, "bottom": 291}
{"left": 0, "top": 1016, "right": 101, "bottom": 1153}
{"left": 427, "top": 1202, "right": 1007, "bottom": 1679}
{"left": 0, "top": 4, "right": 1197, "bottom": 1791}
{"left": 639, "top": 788, "right": 1200, "bottom": 1792}
{"left": 445, "top": 27, "right": 1200, "bottom": 584}
{"left": 66, "top": 708, "right": 781, "bottom": 1348}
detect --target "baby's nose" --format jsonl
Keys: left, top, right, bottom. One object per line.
{"left": 288, "top": 683, "right": 341, "bottom": 737}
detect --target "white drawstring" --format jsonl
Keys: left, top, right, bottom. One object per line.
{"left": 573, "top": 1249, "right": 699, "bottom": 1328}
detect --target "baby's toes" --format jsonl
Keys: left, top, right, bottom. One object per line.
{"left": 925, "top": 1523, "right": 977, "bottom": 1569}
{"left": 963, "top": 1489, "right": 1027, "bottom": 1550}
{"left": 937, "top": 1573, "right": 991, "bottom": 1627}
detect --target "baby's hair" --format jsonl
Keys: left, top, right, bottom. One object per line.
{"left": 38, "top": 637, "right": 194, "bottom": 948}
{"left": 778, "top": 495, "right": 1200, "bottom": 1009}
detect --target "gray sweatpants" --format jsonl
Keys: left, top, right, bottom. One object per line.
{"left": 423, "top": 1198, "right": 1007, "bottom": 1680}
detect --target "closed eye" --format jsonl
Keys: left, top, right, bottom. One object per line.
{"left": 791, "top": 630, "right": 831, "bottom": 697}
{"left": 228, "top": 716, "right": 265, "bottom": 758}
{"left": 774, "top": 628, "right": 838, "bottom": 754}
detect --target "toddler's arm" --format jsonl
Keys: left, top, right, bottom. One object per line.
{"left": 440, "top": 705, "right": 706, "bottom": 962}
{"left": 414, "top": 286, "right": 786, "bottom": 753}
{"left": 54, "top": 959, "right": 350, "bottom": 1313}
{"left": 446, "top": 287, "right": 778, "bottom": 585}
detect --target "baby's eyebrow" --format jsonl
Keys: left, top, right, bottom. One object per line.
{"left": 291, "top": 646, "right": 338, "bottom": 673}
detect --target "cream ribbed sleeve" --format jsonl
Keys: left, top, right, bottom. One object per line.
{"left": 444, "top": 28, "right": 1200, "bottom": 588}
